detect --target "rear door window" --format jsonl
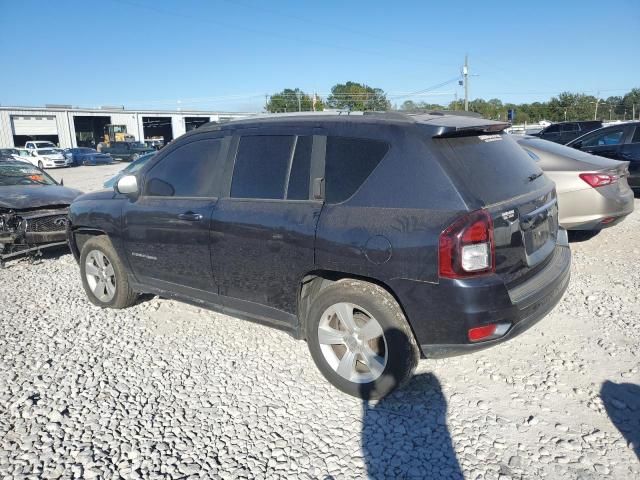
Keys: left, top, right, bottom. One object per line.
{"left": 231, "top": 135, "right": 293, "bottom": 199}
{"left": 324, "top": 137, "right": 389, "bottom": 203}
{"left": 231, "top": 135, "right": 313, "bottom": 200}
{"left": 631, "top": 127, "right": 640, "bottom": 144}
{"left": 436, "top": 134, "right": 545, "bottom": 205}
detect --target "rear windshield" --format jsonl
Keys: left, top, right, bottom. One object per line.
{"left": 434, "top": 133, "right": 546, "bottom": 205}
{"left": 519, "top": 137, "right": 604, "bottom": 162}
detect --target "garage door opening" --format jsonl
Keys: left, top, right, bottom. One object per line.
{"left": 143, "top": 117, "right": 173, "bottom": 148}
{"left": 11, "top": 115, "right": 60, "bottom": 147}
{"left": 13, "top": 134, "right": 60, "bottom": 147}
{"left": 73, "top": 116, "right": 111, "bottom": 147}
{"left": 185, "top": 117, "right": 210, "bottom": 132}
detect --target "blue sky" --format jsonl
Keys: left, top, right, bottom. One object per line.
{"left": 1, "top": 0, "right": 638, "bottom": 112}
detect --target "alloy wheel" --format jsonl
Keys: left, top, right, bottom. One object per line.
{"left": 85, "top": 250, "right": 117, "bottom": 302}
{"left": 318, "top": 302, "right": 388, "bottom": 383}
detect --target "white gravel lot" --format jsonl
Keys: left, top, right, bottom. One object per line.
{"left": 1, "top": 164, "right": 638, "bottom": 479}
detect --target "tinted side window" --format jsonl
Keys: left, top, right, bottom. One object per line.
{"left": 286, "top": 136, "right": 312, "bottom": 200}
{"left": 583, "top": 129, "right": 625, "bottom": 147}
{"left": 324, "top": 137, "right": 389, "bottom": 203}
{"left": 632, "top": 127, "right": 640, "bottom": 144}
{"left": 561, "top": 123, "right": 577, "bottom": 132}
{"left": 231, "top": 135, "right": 294, "bottom": 199}
{"left": 146, "top": 139, "right": 222, "bottom": 197}
{"left": 544, "top": 125, "right": 560, "bottom": 134}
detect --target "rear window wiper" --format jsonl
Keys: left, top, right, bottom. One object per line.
{"left": 528, "top": 172, "right": 544, "bottom": 182}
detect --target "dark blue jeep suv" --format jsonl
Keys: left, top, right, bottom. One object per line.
{"left": 67, "top": 112, "right": 571, "bottom": 398}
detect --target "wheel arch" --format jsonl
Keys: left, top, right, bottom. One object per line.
{"left": 297, "top": 270, "right": 418, "bottom": 345}
{"left": 70, "top": 228, "right": 108, "bottom": 261}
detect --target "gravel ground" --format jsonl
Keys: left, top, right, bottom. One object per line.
{"left": 1, "top": 164, "right": 638, "bottom": 479}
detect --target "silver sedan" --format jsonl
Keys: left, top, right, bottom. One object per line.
{"left": 516, "top": 137, "right": 634, "bottom": 230}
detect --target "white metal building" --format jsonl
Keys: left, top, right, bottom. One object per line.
{"left": 0, "top": 105, "right": 256, "bottom": 149}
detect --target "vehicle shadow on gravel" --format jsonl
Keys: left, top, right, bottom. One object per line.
{"left": 567, "top": 230, "right": 601, "bottom": 243}
{"left": 600, "top": 381, "right": 640, "bottom": 459}
{"left": 1, "top": 245, "right": 70, "bottom": 268}
{"left": 360, "top": 371, "right": 463, "bottom": 479}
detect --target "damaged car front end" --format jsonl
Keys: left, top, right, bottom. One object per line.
{"left": 0, "top": 161, "right": 82, "bottom": 265}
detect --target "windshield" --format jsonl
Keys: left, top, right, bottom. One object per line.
{"left": 37, "top": 149, "right": 58, "bottom": 155}
{"left": 124, "top": 153, "right": 154, "bottom": 173}
{"left": 0, "top": 164, "right": 57, "bottom": 186}
{"left": 35, "top": 142, "right": 56, "bottom": 148}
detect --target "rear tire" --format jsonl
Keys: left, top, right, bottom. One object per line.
{"left": 306, "top": 279, "right": 419, "bottom": 399}
{"left": 79, "top": 236, "right": 137, "bottom": 309}
{"left": 38, "top": 161, "right": 44, "bottom": 169}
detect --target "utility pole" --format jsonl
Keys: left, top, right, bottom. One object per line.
{"left": 633, "top": 104, "right": 636, "bottom": 120}
{"left": 297, "top": 91, "right": 302, "bottom": 112}
{"left": 265, "top": 94, "right": 269, "bottom": 112}
{"left": 463, "top": 54, "right": 469, "bottom": 112}
{"left": 593, "top": 91, "right": 600, "bottom": 120}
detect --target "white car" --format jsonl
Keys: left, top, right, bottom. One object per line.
{"left": 26, "top": 148, "right": 72, "bottom": 169}
{"left": 23, "top": 141, "right": 72, "bottom": 168}
{"left": 25, "top": 140, "right": 58, "bottom": 151}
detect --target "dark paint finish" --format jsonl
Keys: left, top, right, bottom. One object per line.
{"left": 0, "top": 184, "right": 82, "bottom": 210}
{"left": 122, "top": 197, "right": 218, "bottom": 292}
{"left": 567, "top": 121, "right": 640, "bottom": 191}
{"left": 533, "top": 120, "right": 602, "bottom": 144}
{"left": 66, "top": 148, "right": 113, "bottom": 166}
{"left": 211, "top": 198, "right": 322, "bottom": 314}
{"left": 68, "top": 113, "right": 571, "bottom": 357}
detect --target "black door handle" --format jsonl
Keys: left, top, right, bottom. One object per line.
{"left": 178, "top": 212, "right": 203, "bottom": 221}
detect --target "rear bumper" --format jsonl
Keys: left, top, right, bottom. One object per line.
{"left": 391, "top": 238, "right": 571, "bottom": 359}
{"left": 558, "top": 185, "right": 634, "bottom": 230}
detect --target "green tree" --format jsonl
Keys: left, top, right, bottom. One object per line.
{"left": 400, "top": 100, "right": 445, "bottom": 112}
{"left": 327, "top": 81, "right": 390, "bottom": 111}
{"left": 622, "top": 88, "right": 640, "bottom": 120}
{"left": 266, "top": 88, "right": 324, "bottom": 113}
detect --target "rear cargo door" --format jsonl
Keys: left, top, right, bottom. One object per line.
{"left": 433, "top": 132, "right": 558, "bottom": 284}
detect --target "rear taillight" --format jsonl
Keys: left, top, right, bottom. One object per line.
{"left": 439, "top": 209, "right": 495, "bottom": 279}
{"left": 579, "top": 172, "right": 618, "bottom": 188}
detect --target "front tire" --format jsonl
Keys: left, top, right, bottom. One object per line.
{"left": 38, "top": 160, "right": 44, "bottom": 169}
{"left": 79, "top": 236, "right": 137, "bottom": 309}
{"left": 306, "top": 279, "right": 419, "bottom": 399}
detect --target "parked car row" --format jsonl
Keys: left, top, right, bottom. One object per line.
{"left": 3, "top": 112, "right": 635, "bottom": 398}
{"left": 1, "top": 138, "right": 157, "bottom": 169}
{"left": 525, "top": 120, "right": 640, "bottom": 193}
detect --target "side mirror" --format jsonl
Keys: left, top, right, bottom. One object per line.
{"left": 31, "top": 151, "right": 37, "bottom": 157}
{"left": 115, "top": 175, "right": 138, "bottom": 195}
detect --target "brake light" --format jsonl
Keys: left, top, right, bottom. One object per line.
{"left": 579, "top": 172, "right": 618, "bottom": 188}
{"left": 439, "top": 209, "right": 495, "bottom": 279}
